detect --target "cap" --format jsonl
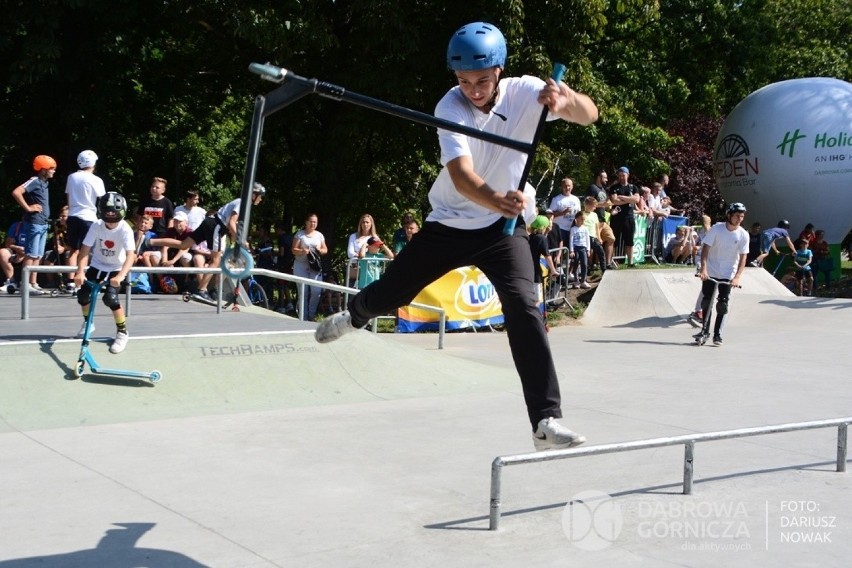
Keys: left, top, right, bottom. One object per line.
{"left": 544, "top": 209, "right": 554, "bottom": 215}
{"left": 617, "top": 166, "right": 630, "bottom": 174}
{"left": 367, "top": 236, "right": 384, "bottom": 246}
{"left": 173, "top": 211, "right": 188, "bottom": 223}
{"left": 530, "top": 215, "right": 550, "bottom": 231}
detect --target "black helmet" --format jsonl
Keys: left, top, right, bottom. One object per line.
{"left": 726, "top": 202, "right": 747, "bottom": 215}
{"left": 252, "top": 182, "right": 266, "bottom": 195}
{"left": 778, "top": 219, "right": 790, "bottom": 229}
{"left": 98, "top": 192, "right": 127, "bottom": 222}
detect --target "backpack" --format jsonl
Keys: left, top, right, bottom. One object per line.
{"left": 307, "top": 249, "right": 322, "bottom": 272}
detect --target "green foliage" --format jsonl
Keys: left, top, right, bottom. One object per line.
{"left": 1, "top": 0, "right": 848, "bottom": 284}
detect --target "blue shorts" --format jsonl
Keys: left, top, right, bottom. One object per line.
{"left": 24, "top": 223, "right": 48, "bottom": 259}
{"left": 759, "top": 233, "right": 773, "bottom": 254}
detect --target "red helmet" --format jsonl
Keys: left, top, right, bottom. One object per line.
{"left": 33, "top": 155, "right": 57, "bottom": 171}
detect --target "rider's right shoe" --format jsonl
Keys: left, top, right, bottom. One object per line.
{"left": 533, "top": 417, "right": 586, "bottom": 451}
{"left": 110, "top": 331, "right": 129, "bottom": 354}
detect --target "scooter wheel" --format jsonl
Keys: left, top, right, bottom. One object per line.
{"left": 73, "top": 361, "right": 84, "bottom": 379}
{"left": 149, "top": 370, "right": 163, "bottom": 383}
{"left": 182, "top": 292, "right": 191, "bottom": 302}
{"left": 51, "top": 289, "right": 60, "bottom": 297}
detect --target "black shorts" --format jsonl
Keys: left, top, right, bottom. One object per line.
{"left": 67, "top": 216, "right": 94, "bottom": 251}
{"left": 611, "top": 215, "right": 636, "bottom": 248}
{"left": 189, "top": 216, "right": 225, "bottom": 252}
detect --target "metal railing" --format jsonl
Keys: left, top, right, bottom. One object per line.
{"left": 488, "top": 416, "right": 851, "bottom": 530}
{"left": 20, "top": 265, "right": 447, "bottom": 349}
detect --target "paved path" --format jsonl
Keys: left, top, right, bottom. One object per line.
{"left": 1, "top": 269, "right": 851, "bottom": 567}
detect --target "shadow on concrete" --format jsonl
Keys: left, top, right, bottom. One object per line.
{"left": 0, "top": 523, "right": 209, "bottom": 567}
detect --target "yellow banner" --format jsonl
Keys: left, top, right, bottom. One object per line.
{"left": 397, "top": 266, "right": 504, "bottom": 332}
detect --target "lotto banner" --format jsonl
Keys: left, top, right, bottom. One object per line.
{"left": 397, "top": 266, "right": 505, "bottom": 332}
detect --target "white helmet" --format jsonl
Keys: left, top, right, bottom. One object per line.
{"left": 77, "top": 150, "right": 98, "bottom": 169}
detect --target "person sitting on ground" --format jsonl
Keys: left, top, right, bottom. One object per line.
{"left": 751, "top": 219, "right": 796, "bottom": 267}
{"left": 158, "top": 210, "right": 193, "bottom": 292}
{"left": 1, "top": 217, "right": 27, "bottom": 292}
{"left": 73, "top": 192, "right": 136, "bottom": 354}
{"left": 146, "top": 183, "right": 267, "bottom": 302}
{"left": 792, "top": 238, "right": 813, "bottom": 296}
{"left": 664, "top": 225, "right": 694, "bottom": 264}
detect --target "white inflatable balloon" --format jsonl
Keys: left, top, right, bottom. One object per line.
{"left": 714, "top": 77, "right": 852, "bottom": 243}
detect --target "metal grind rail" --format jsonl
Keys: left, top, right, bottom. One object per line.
{"left": 489, "top": 417, "right": 851, "bottom": 530}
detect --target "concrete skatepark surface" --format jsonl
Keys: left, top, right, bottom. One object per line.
{"left": 1, "top": 267, "right": 851, "bottom": 567}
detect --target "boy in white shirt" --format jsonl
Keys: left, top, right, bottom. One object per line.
{"left": 73, "top": 192, "right": 136, "bottom": 354}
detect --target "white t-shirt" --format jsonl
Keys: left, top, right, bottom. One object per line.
{"left": 293, "top": 230, "right": 325, "bottom": 268}
{"left": 549, "top": 193, "right": 582, "bottom": 232}
{"left": 175, "top": 204, "right": 207, "bottom": 231}
{"left": 82, "top": 220, "right": 136, "bottom": 272}
{"left": 701, "top": 222, "right": 749, "bottom": 280}
{"left": 347, "top": 233, "right": 371, "bottom": 259}
{"left": 426, "top": 75, "right": 553, "bottom": 229}
{"left": 569, "top": 224, "right": 591, "bottom": 251}
{"left": 66, "top": 170, "right": 106, "bottom": 221}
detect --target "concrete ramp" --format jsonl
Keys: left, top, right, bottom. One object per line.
{"left": 0, "top": 329, "right": 520, "bottom": 433}
{"left": 582, "top": 267, "right": 795, "bottom": 328}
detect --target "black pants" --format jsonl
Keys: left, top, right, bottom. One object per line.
{"left": 349, "top": 219, "right": 563, "bottom": 429}
{"left": 700, "top": 279, "right": 732, "bottom": 336}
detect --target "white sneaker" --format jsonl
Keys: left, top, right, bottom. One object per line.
{"left": 76, "top": 321, "right": 93, "bottom": 338}
{"left": 314, "top": 310, "right": 356, "bottom": 343}
{"left": 580, "top": 281, "right": 591, "bottom": 289}
{"left": 533, "top": 417, "right": 586, "bottom": 451}
{"left": 28, "top": 284, "right": 45, "bottom": 295}
{"left": 110, "top": 331, "right": 129, "bottom": 354}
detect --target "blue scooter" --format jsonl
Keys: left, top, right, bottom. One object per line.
{"left": 73, "top": 280, "right": 162, "bottom": 383}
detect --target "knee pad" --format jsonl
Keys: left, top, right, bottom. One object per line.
{"left": 76, "top": 282, "right": 93, "bottom": 306}
{"left": 716, "top": 296, "right": 730, "bottom": 316}
{"left": 102, "top": 286, "right": 122, "bottom": 311}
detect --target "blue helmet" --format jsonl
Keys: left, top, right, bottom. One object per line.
{"left": 446, "top": 22, "right": 507, "bottom": 71}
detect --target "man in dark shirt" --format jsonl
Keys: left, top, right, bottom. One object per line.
{"left": 608, "top": 166, "right": 641, "bottom": 266}
{"left": 585, "top": 170, "right": 608, "bottom": 222}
